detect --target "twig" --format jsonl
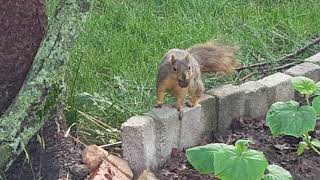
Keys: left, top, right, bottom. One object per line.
{"left": 67, "top": 134, "right": 87, "bottom": 147}
{"left": 270, "top": 62, "right": 298, "bottom": 71}
{"left": 99, "top": 141, "right": 122, "bottom": 149}
{"left": 278, "top": 37, "right": 320, "bottom": 61}
{"left": 237, "top": 61, "right": 271, "bottom": 71}
{"left": 237, "top": 36, "right": 320, "bottom": 71}
{"left": 240, "top": 62, "right": 298, "bottom": 82}
{"left": 236, "top": 58, "right": 302, "bottom": 71}
{"left": 240, "top": 72, "right": 256, "bottom": 82}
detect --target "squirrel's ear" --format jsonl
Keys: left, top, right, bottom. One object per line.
{"left": 185, "top": 54, "right": 191, "bottom": 64}
{"left": 171, "top": 54, "right": 176, "bottom": 65}
{"left": 171, "top": 55, "right": 177, "bottom": 71}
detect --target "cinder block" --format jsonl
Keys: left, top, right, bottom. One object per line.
{"left": 146, "top": 102, "right": 213, "bottom": 165}
{"left": 305, "top": 53, "right": 320, "bottom": 65}
{"left": 284, "top": 62, "right": 320, "bottom": 82}
{"left": 146, "top": 106, "right": 180, "bottom": 166}
{"left": 258, "top": 72, "right": 295, "bottom": 106}
{"left": 207, "top": 84, "right": 245, "bottom": 132}
{"left": 178, "top": 105, "right": 202, "bottom": 149}
{"left": 199, "top": 94, "right": 217, "bottom": 138}
{"left": 121, "top": 116, "right": 157, "bottom": 176}
{"left": 239, "top": 81, "right": 268, "bottom": 119}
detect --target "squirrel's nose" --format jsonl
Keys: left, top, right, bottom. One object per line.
{"left": 178, "top": 79, "right": 189, "bottom": 88}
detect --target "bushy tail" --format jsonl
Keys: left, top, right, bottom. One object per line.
{"left": 187, "top": 41, "right": 241, "bottom": 74}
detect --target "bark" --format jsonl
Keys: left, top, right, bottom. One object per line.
{"left": 0, "top": 0, "right": 89, "bottom": 173}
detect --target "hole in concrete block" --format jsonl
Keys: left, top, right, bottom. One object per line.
{"left": 0, "top": 0, "right": 48, "bottom": 115}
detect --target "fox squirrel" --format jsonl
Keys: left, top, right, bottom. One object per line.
{"left": 155, "top": 41, "right": 240, "bottom": 117}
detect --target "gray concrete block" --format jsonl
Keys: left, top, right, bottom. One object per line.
{"left": 146, "top": 100, "right": 214, "bottom": 165}
{"left": 121, "top": 116, "right": 157, "bottom": 176}
{"left": 305, "top": 52, "right": 320, "bottom": 65}
{"left": 207, "top": 84, "right": 245, "bottom": 132}
{"left": 178, "top": 105, "right": 202, "bottom": 149}
{"left": 239, "top": 81, "right": 268, "bottom": 119}
{"left": 146, "top": 106, "right": 180, "bottom": 166}
{"left": 258, "top": 72, "right": 295, "bottom": 106}
{"left": 199, "top": 94, "right": 217, "bottom": 138}
{"left": 284, "top": 62, "right": 320, "bottom": 82}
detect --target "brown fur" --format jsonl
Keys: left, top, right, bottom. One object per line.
{"left": 155, "top": 41, "right": 240, "bottom": 116}
{"left": 188, "top": 41, "right": 241, "bottom": 74}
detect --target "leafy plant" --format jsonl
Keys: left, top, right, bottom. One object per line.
{"left": 266, "top": 76, "right": 320, "bottom": 155}
{"left": 186, "top": 139, "right": 292, "bottom": 180}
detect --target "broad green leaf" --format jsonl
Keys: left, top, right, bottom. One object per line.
{"left": 186, "top": 143, "right": 233, "bottom": 174}
{"left": 292, "top": 77, "right": 316, "bottom": 95}
{"left": 312, "top": 96, "right": 320, "bottom": 116}
{"left": 235, "top": 139, "right": 251, "bottom": 153}
{"left": 214, "top": 149, "right": 268, "bottom": 180}
{"left": 314, "top": 82, "right": 320, "bottom": 96}
{"left": 311, "top": 139, "right": 320, "bottom": 149}
{"left": 297, "top": 141, "right": 307, "bottom": 156}
{"left": 263, "top": 164, "right": 293, "bottom": 180}
{"left": 266, "top": 101, "right": 317, "bottom": 137}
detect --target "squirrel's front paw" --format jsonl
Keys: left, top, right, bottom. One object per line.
{"left": 186, "top": 102, "right": 199, "bottom": 108}
{"left": 172, "top": 104, "right": 183, "bottom": 111}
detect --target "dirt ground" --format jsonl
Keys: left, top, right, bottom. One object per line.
{"left": 156, "top": 117, "right": 320, "bottom": 180}
{"left": 0, "top": 0, "right": 47, "bottom": 115}
{"left": 5, "top": 106, "right": 86, "bottom": 180}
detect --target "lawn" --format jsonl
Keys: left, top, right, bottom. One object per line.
{"left": 62, "top": 0, "right": 320, "bottom": 144}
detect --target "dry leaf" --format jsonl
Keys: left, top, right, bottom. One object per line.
{"left": 83, "top": 145, "right": 133, "bottom": 180}
{"left": 107, "top": 154, "right": 133, "bottom": 178}
{"left": 82, "top": 145, "right": 108, "bottom": 170}
{"left": 89, "top": 159, "right": 131, "bottom": 180}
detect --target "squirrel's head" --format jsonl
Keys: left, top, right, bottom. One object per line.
{"left": 170, "top": 54, "right": 192, "bottom": 88}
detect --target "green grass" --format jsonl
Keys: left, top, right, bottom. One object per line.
{"left": 63, "top": 0, "right": 320, "bottom": 144}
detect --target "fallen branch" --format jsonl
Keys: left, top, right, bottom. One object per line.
{"left": 237, "top": 36, "right": 320, "bottom": 71}
{"left": 240, "top": 62, "right": 298, "bottom": 82}
{"left": 278, "top": 37, "right": 320, "bottom": 61}
{"left": 239, "top": 72, "right": 256, "bottom": 82}
{"left": 237, "top": 58, "right": 301, "bottom": 71}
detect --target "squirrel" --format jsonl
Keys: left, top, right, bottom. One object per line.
{"left": 155, "top": 40, "right": 240, "bottom": 118}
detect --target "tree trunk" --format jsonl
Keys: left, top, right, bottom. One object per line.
{"left": 0, "top": 0, "right": 89, "bottom": 176}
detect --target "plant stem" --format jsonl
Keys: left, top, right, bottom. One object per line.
{"left": 306, "top": 95, "right": 310, "bottom": 105}
{"left": 304, "top": 133, "right": 320, "bottom": 155}
{"left": 310, "top": 143, "right": 320, "bottom": 155}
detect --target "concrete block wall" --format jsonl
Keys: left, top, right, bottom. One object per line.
{"left": 305, "top": 52, "right": 320, "bottom": 65}
{"left": 207, "top": 84, "right": 245, "bottom": 132}
{"left": 284, "top": 62, "right": 320, "bottom": 82}
{"left": 121, "top": 52, "right": 320, "bottom": 176}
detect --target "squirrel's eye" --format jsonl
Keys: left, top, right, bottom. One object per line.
{"left": 188, "top": 66, "right": 191, "bottom": 70}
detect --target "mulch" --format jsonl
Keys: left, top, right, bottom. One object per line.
{"left": 0, "top": 0, "right": 48, "bottom": 115}
{"left": 156, "top": 117, "right": 320, "bottom": 180}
